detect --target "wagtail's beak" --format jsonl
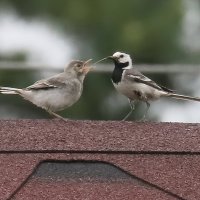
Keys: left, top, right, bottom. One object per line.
{"left": 107, "top": 56, "right": 114, "bottom": 59}
{"left": 81, "top": 59, "right": 93, "bottom": 74}
{"left": 107, "top": 56, "right": 118, "bottom": 61}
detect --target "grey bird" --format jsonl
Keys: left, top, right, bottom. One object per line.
{"left": 106, "top": 51, "right": 200, "bottom": 120}
{"left": 0, "top": 59, "right": 92, "bottom": 120}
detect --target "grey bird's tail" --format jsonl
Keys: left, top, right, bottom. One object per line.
{"left": 168, "top": 93, "right": 200, "bottom": 102}
{"left": 0, "top": 87, "right": 21, "bottom": 95}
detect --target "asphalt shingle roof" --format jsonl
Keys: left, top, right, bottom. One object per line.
{"left": 0, "top": 119, "right": 199, "bottom": 200}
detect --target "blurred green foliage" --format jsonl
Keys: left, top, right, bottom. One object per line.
{"left": 0, "top": 0, "right": 190, "bottom": 120}
{"left": 0, "top": 0, "right": 184, "bottom": 62}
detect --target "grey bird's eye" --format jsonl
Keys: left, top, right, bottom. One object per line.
{"left": 75, "top": 63, "right": 82, "bottom": 67}
{"left": 120, "top": 55, "right": 124, "bottom": 58}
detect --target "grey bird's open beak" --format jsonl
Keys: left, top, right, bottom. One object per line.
{"left": 81, "top": 59, "right": 93, "bottom": 74}
{"left": 84, "top": 58, "right": 93, "bottom": 65}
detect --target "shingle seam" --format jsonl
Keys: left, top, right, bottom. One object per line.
{"left": 0, "top": 150, "right": 200, "bottom": 155}
{"left": 6, "top": 161, "right": 42, "bottom": 200}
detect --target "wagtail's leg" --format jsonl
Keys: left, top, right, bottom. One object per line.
{"left": 140, "top": 101, "right": 150, "bottom": 121}
{"left": 122, "top": 99, "right": 135, "bottom": 121}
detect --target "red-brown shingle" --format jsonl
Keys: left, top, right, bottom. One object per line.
{"left": 0, "top": 119, "right": 200, "bottom": 200}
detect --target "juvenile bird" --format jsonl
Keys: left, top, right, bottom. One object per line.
{"left": 0, "top": 59, "right": 92, "bottom": 120}
{"left": 106, "top": 52, "right": 200, "bottom": 120}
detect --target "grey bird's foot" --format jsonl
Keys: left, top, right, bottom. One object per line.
{"left": 47, "top": 110, "right": 68, "bottom": 122}
{"left": 122, "top": 110, "right": 133, "bottom": 121}
{"left": 138, "top": 118, "right": 148, "bottom": 122}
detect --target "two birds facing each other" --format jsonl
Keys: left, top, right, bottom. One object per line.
{"left": 1, "top": 51, "right": 200, "bottom": 121}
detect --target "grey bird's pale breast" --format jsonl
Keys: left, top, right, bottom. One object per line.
{"left": 21, "top": 78, "right": 83, "bottom": 112}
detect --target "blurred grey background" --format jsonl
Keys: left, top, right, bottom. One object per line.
{"left": 0, "top": 0, "right": 200, "bottom": 122}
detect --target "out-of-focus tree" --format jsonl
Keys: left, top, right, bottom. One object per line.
{"left": 0, "top": 0, "right": 183, "bottom": 62}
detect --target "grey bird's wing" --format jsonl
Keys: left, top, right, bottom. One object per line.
{"left": 26, "top": 73, "right": 67, "bottom": 90}
{"left": 125, "top": 68, "right": 174, "bottom": 93}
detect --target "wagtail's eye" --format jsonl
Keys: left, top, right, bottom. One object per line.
{"left": 120, "top": 54, "right": 124, "bottom": 58}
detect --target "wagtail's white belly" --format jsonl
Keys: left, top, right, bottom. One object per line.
{"left": 113, "top": 80, "right": 166, "bottom": 101}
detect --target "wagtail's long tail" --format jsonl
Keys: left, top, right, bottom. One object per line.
{"left": 168, "top": 93, "right": 200, "bottom": 102}
{"left": 0, "top": 87, "right": 21, "bottom": 95}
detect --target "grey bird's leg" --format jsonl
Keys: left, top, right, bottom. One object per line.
{"left": 47, "top": 109, "right": 68, "bottom": 122}
{"left": 122, "top": 99, "right": 135, "bottom": 121}
{"left": 141, "top": 101, "right": 150, "bottom": 121}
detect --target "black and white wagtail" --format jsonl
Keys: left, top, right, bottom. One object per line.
{"left": 0, "top": 59, "right": 92, "bottom": 121}
{"left": 105, "top": 51, "right": 200, "bottom": 120}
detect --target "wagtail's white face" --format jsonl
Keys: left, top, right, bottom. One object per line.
{"left": 109, "top": 52, "right": 133, "bottom": 69}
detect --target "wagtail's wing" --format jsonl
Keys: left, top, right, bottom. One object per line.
{"left": 125, "top": 68, "right": 174, "bottom": 93}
